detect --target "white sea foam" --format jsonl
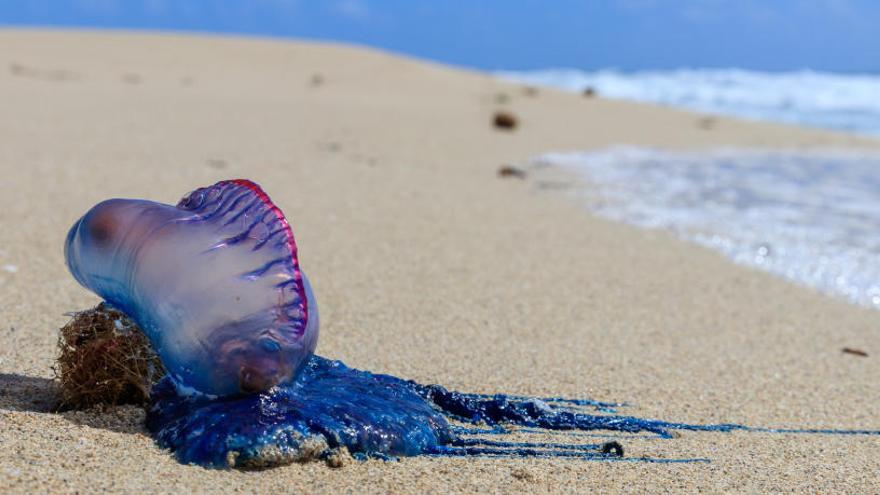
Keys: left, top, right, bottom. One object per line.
{"left": 498, "top": 68, "right": 880, "bottom": 135}
{"left": 537, "top": 147, "right": 880, "bottom": 308}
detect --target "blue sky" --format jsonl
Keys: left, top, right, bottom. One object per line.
{"left": 1, "top": 0, "right": 878, "bottom": 73}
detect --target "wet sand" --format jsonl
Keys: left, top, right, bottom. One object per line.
{"left": 0, "top": 30, "right": 878, "bottom": 493}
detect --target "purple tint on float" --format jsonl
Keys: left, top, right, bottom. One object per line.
{"left": 64, "top": 180, "right": 319, "bottom": 397}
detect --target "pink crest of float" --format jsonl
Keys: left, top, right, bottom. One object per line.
{"left": 216, "top": 179, "right": 309, "bottom": 332}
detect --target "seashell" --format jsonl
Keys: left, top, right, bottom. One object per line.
{"left": 64, "top": 179, "right": 318, "bottom": 397}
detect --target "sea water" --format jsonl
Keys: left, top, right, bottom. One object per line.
{"left": 498, "top": 69, "right": 880, "bottom": 136}
{"left": 536, "top": 147, "right": 880, "bottom": 309}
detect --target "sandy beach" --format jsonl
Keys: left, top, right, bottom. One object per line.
{"left": 1, "top": 30, "right": 879, "bottom": 493}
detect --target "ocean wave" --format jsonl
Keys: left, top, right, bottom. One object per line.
{"left": 499, "top": 68, "right": 880, "bottom": 135}
{"left": 537, "top": 147, "right": 880, "bottom": 308}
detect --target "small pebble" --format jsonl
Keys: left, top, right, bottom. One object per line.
{"left": 493, "top": 112, "right": 518, "bottom": 130}
{"left": 601, "top": 441, "right": 624, "bottom": 457}
{"left": 497, "top": 165, "right": 527, "bottom": 179}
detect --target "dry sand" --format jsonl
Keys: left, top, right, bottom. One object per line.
{"left": 0, "top": 30, "right": 878, "bottom": 493}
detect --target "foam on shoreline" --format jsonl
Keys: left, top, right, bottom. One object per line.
{"left": 538, "top": 147, "right": 880, "bottom": 309}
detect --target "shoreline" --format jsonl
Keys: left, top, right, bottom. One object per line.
{"left": 533, "top": 146, "right": 880, "bottom": 312}
{"left": 1, "top": 30, "right": 879, "bottom": 493}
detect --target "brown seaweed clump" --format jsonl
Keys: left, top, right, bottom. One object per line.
{"left": 54, "top": 303, "right": 165, "bottom": 410}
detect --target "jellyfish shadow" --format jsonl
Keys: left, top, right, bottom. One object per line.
{"left": 0, "top": 373, "right": 57, "bottom": 413}
{"left": 0, "top": 373, "right": 147, "bottom": 436}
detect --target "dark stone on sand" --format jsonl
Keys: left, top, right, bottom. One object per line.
{"left": 601, "top": 441, "right": 624, "bottom": 457}
{"left": 497, "top": 165, "right": 527, "bottom": 179}
{"left": 582, "top": 86, "right": 596, "bottom": 97}
{"left": 493, "top": 112, "right": 518, "bottom": 130}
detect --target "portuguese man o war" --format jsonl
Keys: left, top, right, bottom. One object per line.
{"left": 65, "top": 180, "right": 318, "bottom": 397}
{"left": 64, "top": 179, "right": 880, "bottom": 468}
